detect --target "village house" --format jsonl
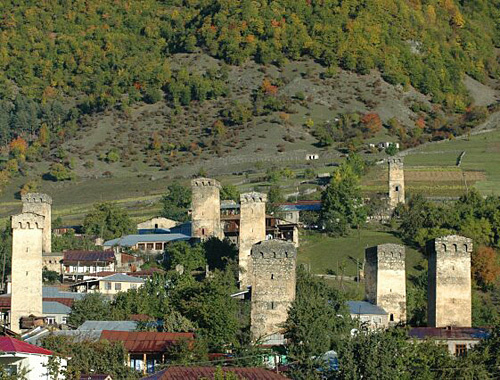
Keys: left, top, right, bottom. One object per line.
{"left": 70, "top": 273, "right": 145, "bottom": 295}
{"left": 276, "top": 200, "right": 322, "bottom": 225}
{"left": 103, "top": 234, "right": 190, "bottom": 253}
{"left": 137, "top": 217, "right": 178, "bottom": 234}
{"left": 62, "top": 250, "right": 116, "bottom": 282}
{"left": 0, "top": 336, "right": 67, "bottom": 379}
{"left": 409, "top": 327, "right": 489, "bottom": 357}
{"left": 100, "top": 331, "right": 194, "bottom": 374}
{"left": 347, "top": 301, "right": 389, "bottom": 330}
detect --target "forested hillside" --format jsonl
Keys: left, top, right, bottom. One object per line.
{"left": 1, "top": 0, "right": 499, "bottom": 197}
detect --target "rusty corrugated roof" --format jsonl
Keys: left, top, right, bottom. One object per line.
{"left": 409, "top": 327, "right": 490, "bottom": 340}
{"left": 63, "top": 250, "right": 115, "bottom": 263}
{"left": 143, "top": 367, "right": 288, "bottom": 379}
{"left": 100, "top": 331, "right": 194, "bottom": 353}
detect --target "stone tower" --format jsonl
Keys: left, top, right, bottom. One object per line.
{"left": 388, "top": 158, "right": 405, "bottom": 209}
{"left": 21, "top": 193, "right": 52, "bottom": 253}
{"left": 239, "top": 192, "right": 267, "bottom": 288}
{"left": 250, "top": 240, "right": 296, "bottom": 343}
{"left": 428, "top": 235, "right": 472, "bottom": 328}
{"left": 191, "top": 178, "right": 223, "bottom": 240}
{"left": 365, "top": 244, "right": 406, "bottom": 323}
{"left": 10, "top": 212, "right": 45, "bottom": 333}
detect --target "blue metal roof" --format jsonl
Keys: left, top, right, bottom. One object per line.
{"left": 99, "top": 273, "right": 145, "bottom": 283}
{"left": 78, "top": 320, "right": 137, "bottom": 331}
{"left": 43, "top": 301, "right": 71, "bottom": 315}
{"left": 42, "top": 286, "right": 85, "bottom": 300}
{"left": 278, "top": 204, "right": 321, "bottom": 212}
{"left": 347, "top": 301, "right": 388, "bottom": 315}
{"left": 103, "top": 233, "right": 190, "bottom": 247}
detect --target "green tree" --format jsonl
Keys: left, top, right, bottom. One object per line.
{"left": 52, "top": 230, "right": 97, "bottom": 252}
{"left": 83, "top": 202, "right": 134, "bottom": 241}
{"left": 47, "top": 163, "right": 74, "bottom": 181}
{"left": 203, "top": 237, "right": 238, "bottom": 271}
{"left": 284, "top": 268, "right": 352, "bottom": 378}
{"left": 160, "top": 182, "right": 191, "bottom": 222}
{"left": 220, "top": 184, "right": 240, "bottom": 202}
{"left": 164, "top": 241, "right": 207, "bottom": 273}
{"left": 320, "top": 164, "right": 366, "bottom": 236}
{"left": 68, "top": 293, "right": 111, "bottom": 327}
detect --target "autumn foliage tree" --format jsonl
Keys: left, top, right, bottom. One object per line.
{"left": 472, "top": 246, "right": 500, "bottom": 290}
{"left": 361, "top": 113, "right": 382, "bottom": 137}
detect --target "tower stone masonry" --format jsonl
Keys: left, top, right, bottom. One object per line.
{"left": 365, "top": 243, "right": 406, "bottom": 323}
{"left": 428, "top": 235, "right": 472, "bottom": 328}
{"left": 21, "top": 193, "right": 52, "bottom": 253}
{"left": 191, "top": 178, "right": 223, "bottom": 240}
{"left": 10, "top": 212, "right": 44, "bottom": 333}
{"left": 239, "top": 192, "right": 267, "bottom": 288}
{"left": 250, "top": 239, "right": 296, "bottom": 343}
{"left": 388, "top": 157, "right": 405, "bottom": 209}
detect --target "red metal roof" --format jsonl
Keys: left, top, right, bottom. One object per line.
{"left": 146, "top": 367, "right": 288, "bottom": 379}
{"left": 0, "top": 337, "right": 53, "bottom": 355}
{"left": 0, "top": 297, "right": 75, "bottom": 309}
{"left": 63, "top": 250, "right": 115, "bottom": 263}
{"left": 100, "top": 331, "right": 194, "bottom": 353}
{"left": 129, "top": 314, "right": 154, "bottom": 322}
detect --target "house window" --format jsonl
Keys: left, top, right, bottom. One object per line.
{"left": 105, "top": 282, "right": 112, "bottom": 290}
{"left": 138, "top": 243, "right": 145, "bottom": 250}
{"left": 147, "top": 243, "right": 154, "bottom": 250}
{"left": 131, "top": 284, "right": 138, "bottom": 289}
{"left": 62, "top": 317, "right": 67, "bottom": 324}
{"left": 155, "top": 243, "right": 163, "bottom": 250}
{"left": 46, "top": 316, "right": 56, "bottom": 325}
{"left": 115, "top": 283, "right": 122, "bottom": 291}
{"left": 455, "top": 344, "right": 467, "bottom": 357}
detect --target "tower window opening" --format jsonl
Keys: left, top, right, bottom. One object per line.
{"left": 395, "top": 186, "right": 399, "bottom": 192}
{"left": 390, "top": 314, "right": 394, "bottom": 322}
{"left": 271, "top": 274, "right": 274, "bottom": 280}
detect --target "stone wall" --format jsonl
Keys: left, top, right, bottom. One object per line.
{"left": 365, "top": 243, "right": 406, "bottom": 323}
{"left": 239, "top": 192, "right": 267, "bottom": 288}
{"left": 11, "top": 212, "right": 44, "bottom": 333}
{"left": 428, "top": 235, "right": 472, "bottom": 328}
{"left": 21, "top": 193, "right": 52, "bottom": 253}
{"left": 250, "top": 240, "right": 296, "bottom": 343}
{"left": 388, "top": 158, "right": 405, "bottom": 209}
{"left": 191, "top": 178, "right": 223, "bottom": 240}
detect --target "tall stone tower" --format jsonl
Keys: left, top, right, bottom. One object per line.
{"left": 428, "top": 235, "right": 472, "bottom": 328}
{"left": 365, "top": 244, "right": 406, "bottom": 323}
{"left": 10, "top": 212, "right": 44, "bottom": 333}
{"left": 239, "top": 192, "right": 267, "bottom": 288}
{"left": 388, "top": 158, "right": 405, "bottom": 209}
{"left": 250, "top": 240, "right": 296, "bottom": 344}
{"left": 21, "top": 193, "right": 52, "bottom": 253}
{"left": 191, "top": 178, "right": 223, "bottom": 240}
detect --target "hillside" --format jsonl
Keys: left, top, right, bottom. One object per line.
{"left": 1, "top": 0, "right": 500, "bottom": 223}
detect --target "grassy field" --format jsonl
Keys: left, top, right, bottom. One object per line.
{"left": 298, "top": 229, "right": 424, "bottom": 278}
{"left": 361, "top": 127, "right": 500, "bottom": 197}
{"left": 404, "top": 129, "right": 500, "bottom": 195}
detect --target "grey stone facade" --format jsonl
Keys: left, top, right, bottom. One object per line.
{"left": 250, "top": 240, "right": 296, "bottom": 343}
{"left": 428, "top": 235, "right": 472, "bottom": 328}
{"left": 365, "top": 243, "right": 406, "bottom": 323}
